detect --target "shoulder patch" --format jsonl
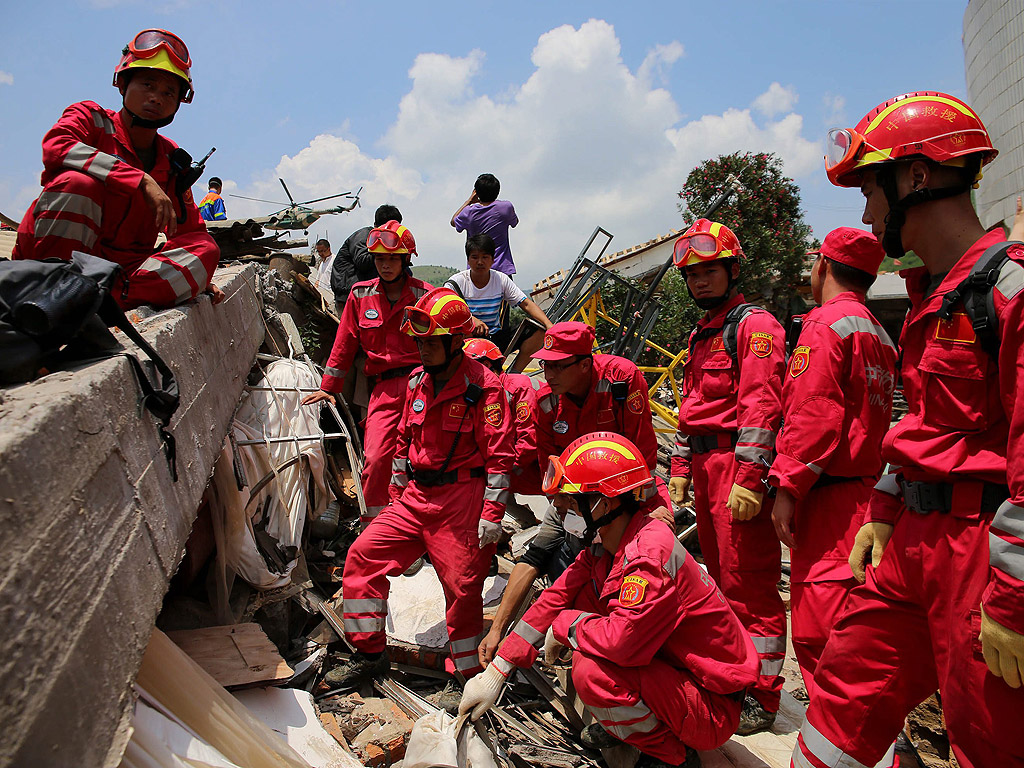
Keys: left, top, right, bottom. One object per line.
{"left": 515, "top": 400, "right": 532, "bottom": 423}
{"left": 484, "top": 401, "right": 503, "bottom": 427}
{"left": 618, "top": 574, "right": 648, "bottom": 607}
{"left": 626, "top": 389, "right": 645, "bottom": 414}
{"left": 749, "top": 332, "right": 774, "bottom": 358}
{"left": 788, "top": 345, "right": 811, "bottom": 377}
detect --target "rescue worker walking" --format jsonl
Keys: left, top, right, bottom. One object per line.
{"left": 13, "top": 29, "right": 222, "bottom": 309}
{"left": 669, "top": 220, "right": 787, "bottom": 733}
{"left": 460, "top": 433, "right": 758, "bottom": 768}
{"left": 792, "top": 91, "right": 1024, "bottom": 768}
{"left": 767, "top": 228, "right": 898, "bottom": 713}
{"left": 303, "top": 221, "right": 431, "bottom": 527}
{"left": 327, "top": 288, "right": 515, "bottom": 686}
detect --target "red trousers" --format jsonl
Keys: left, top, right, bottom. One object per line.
{"left": 692, "top": 449, "right": 786, "bottom": 711}
{"left": 361, "top": 377, "right": 408, "bottom": 524}
{"left": 795, "top": 510, "right": 1024, "bottom": 768}
{"left": 341, "top": 478, "right": 494, "bottom": 677}
{"left": 572, "top": 653, "right": 741, "bottom": 761}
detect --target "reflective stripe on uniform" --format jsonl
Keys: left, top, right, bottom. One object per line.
{"left": 492, "top": 656, "right": 515, "bottom": 676}
{"left": 160, "top": 247, "right": 211, "bottom": 290}
{"left": 738, "top": 426, "right": 775, "bottom": 447}
{"left": 751, "top": 635, "right": 787, "bottom": 654}
{"left": 33, "top": 218, "right": 98, "bottom": 248}
{"left": 91, "top": 110, "right": 116, "bottom": 134}
{"left": 342, "top": 598, "right": 386, "bottom": 614}
{"left": 760, "top": 657, "right": 784, "bottom": 677}
{"left": 343, "top": 616, "right": 386, "bottom": 633}
{"left": 993, "top": 499, "right": 1024, "bottom": 540}
{"left": 595, "top": 379, "right": 612, "bottom": 393}
{"left": 539, "top": 394, "right": 557, "bottom": 413}
{"left": 88, "top": 151, "right": 118, "bottom": 181}
{"left": 990, "top": 531, "right": 1024, "bottom": 581}
{"left": 361, "top": 505, "right": 384, "bottom": 521}
{"left": 672, "top": 431, "right": 692, "bottom": 461}
{"left": 137, "top": 257, "right": 193, "bottom": 301}
{"left": 325, "top": 366, "right": 345, "bottom": 379}
{"left": 454, "top": 653, "right": 481, "bottom": 672}
{"left": 512, "top": 619, "right": 545, "bottom": 649}
{"left": 351, "top": 285, "right": 375, "bottom": 299}
{"left": 830, "top": 316, "right": 896, "bottom": 350}
{"left": 593, "top": 700, "right": 660, "bottom": 741}
{"left": 807, "top": 462, "right": 825, "bottom": 475}
{"left": 64, "top": 142, "right": 97, "bottom": 172}
{"left": 736, "top": 444, "right": 773, "bottom": 464}
{"left": 996, "top": 259, "right": 1024, "bottom": 301}
{"left": 567, "top": 612, "right": 595, "bottom": 650}
{"left": 35, "top": 190, "right": 103, "bottom": 226}
{"left": 450, "top": 634, "right": 484, "bottom": 655}
{"left": 798, "top": 720, "right": 873, "bottom": 768}
{"left": 663, "top": 541, "right": 688, "bottom": 578}
{"left": 487, "top": 473, "right": 510, "bottom": 489}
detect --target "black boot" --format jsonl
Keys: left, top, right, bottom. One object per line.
{"left": 580, "top": 722, "right": 621, "bottom": 750}
{"left": 323, "top": 651, "right": 390, "bottom": 688}
{"left": 735, "top": 693, "right": 776, "bottom": 735}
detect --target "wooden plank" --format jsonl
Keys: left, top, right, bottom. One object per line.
{"left": 167, "top": 623, "right": 293, "bottom": 689}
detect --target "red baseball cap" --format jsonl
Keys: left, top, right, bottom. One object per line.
{"left": 532, "top": 321, "right": 596, "bottom": 361}
{"left": 817, "top": 227, "right": 885, "bottom": 275}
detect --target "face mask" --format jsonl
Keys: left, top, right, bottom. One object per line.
{"left": 562, "top": 512, "right": 587, "bottom": 538}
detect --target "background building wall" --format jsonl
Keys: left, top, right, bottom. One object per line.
{"left": 964, "top": 0, "right": 1024, "bottom": 228}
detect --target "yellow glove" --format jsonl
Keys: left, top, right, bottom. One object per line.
{"left": 981, "top": 605, "right": 1024, "bottom": 689}
{"left": 727, "top": 483, "right": 763, "bottom": 521}
{"left": 848, "top": 522, "right": 894, "bottom": 583}
{"left": 668, "top": 476, "right": 691, "bottom": 506}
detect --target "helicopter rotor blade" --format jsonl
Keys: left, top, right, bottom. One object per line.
{"left": 229, "top": 194, "right": 290, "bottom": 205}
{"left": 299, "top": 192, "right": 354, "bottom": 206}
{"left": 279, "top": 178, "right": 297, "bottom": 207}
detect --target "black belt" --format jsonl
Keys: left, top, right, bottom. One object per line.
{"left": 373, "top": 365, "right": 416, "bottom": 384}
{"left": 690, "top": 432, "right": 739, "bottom": 455}
{"left": 813, "top": 474, "right": 870, "bottom": 490}
{"left": 409, "top": 465, "right": 485, "bottom": 487}
{"left": 900, "top": 478, "right": 1008, "bottom": 515}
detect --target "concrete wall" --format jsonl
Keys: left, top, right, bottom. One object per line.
{"left": 964, "top": 0, "right": 1024, "bottom": 228}
{"left": 0, "top": 264, "right": 264, "bottom": 768}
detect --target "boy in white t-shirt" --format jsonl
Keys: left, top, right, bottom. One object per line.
{"left": 445, "top": 234, "right": 551, "bottom": 368}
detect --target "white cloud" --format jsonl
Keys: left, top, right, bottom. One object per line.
{"left": 234, "top": 20, "right": 820, "bottom": 286}
{"left": 0, "top": 71, "right": 12, "bottom": 86}
{"left": 822, "top": 93, "right": 847, "bottom": 126}
{"left": 752, "top": 82, "right": 798, "bottom": 118}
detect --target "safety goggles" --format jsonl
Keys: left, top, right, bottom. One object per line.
{"left": 823, "top": 128, "right": 869, "bottom": 181}
{"left": 129, "top": 29, "right": 192, "bottom": 72}
{"left": 672, "top": 232, "right": 725, "bottom": 266}
{"left": 401, "top": 306, "right": 443, "bottom": 337}
{"left": 367, "top": 226, "right": 409, "bottom": 252}
{"left": 542, "top": 455, "right": 584, "bottom": 495}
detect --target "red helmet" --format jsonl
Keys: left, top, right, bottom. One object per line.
{"left": 825, "top": 91, "right": 997, "bottom": 188}
{"left": 367, "top": 220, "right": 416, "bottom": 256}
{"left": 113, "top": 29, "right": 194, "bottom": 103}
{"left": 463, "top": 338, "right": 504, "bottom": 362}
{"left": 672, "top": 218, "right": 744, "bottom": 268}
{"left": 542, "top": 432, "right": 652, "bottom": 497}
{"left": 402, "top": 287, "right": 475, "bottom": 337}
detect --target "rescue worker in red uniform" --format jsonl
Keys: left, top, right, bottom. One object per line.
{"left": 792, "top": 92, "right": 1024, "bottom": 768}
{"left": 327, "top": 288, "right": 515, "bottom": 687}
{"left": 303, "top": 221, "right": 431, "bottom": 526}
{"left": 461, "top": 433, "right": 758, "bottom": 768}
{"left": 669, "top": 219, "right": 787, "bottom": 734}
{"left": 767, "top": 228, "right": 898, "bottom": 711}
{"left": 13, "top": 29, "right": 222, "bottom": 310}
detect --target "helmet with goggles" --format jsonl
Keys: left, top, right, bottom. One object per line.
{"left": 672, "top": 218, "right": 745, "bottom": 268}
{"left": 824, "top": 91, "right": 996, "bottom": 188}
{"left": 367, "top": 220, "right": 416, "bottom": 256}
{"left": 542, "top": 432, "right": 652, "bottom": 498}
{"left": 113, "top": 29, "right": 194, "bottom": 103}
{"left": 463, "top": 338, "right": 504, "bottom": 362}
{"left": 402, "top": 287, "right": 475, "bottom": 337}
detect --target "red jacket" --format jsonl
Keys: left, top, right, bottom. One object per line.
{"left": 536, "top": 354, "right": 659, "bottom": 473}
{"left": 14, "top": 101, "right": 219, "bottom": 308}
{"left": 672, "top": 294, "right": 785, "bottom": 491}
{"left": 501, "top": 371, "right": 541, "bottom": 471}
{"left": 865, "top": 230, "right": 1024, "bottom": 634}
{"left": 320, "top": 277, "right": 431, "bottom": 392}
{"left": 770, "top": 293, "right": 898, "bottom": 498}
{"left": 389, "top": 355, "right": 515, "bottom": 523}
{"left": 493, "top": 504, "right": 758, "bottom": 695}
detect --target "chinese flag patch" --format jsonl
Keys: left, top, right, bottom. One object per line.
{"left": 449, "top": 402, "right": 466, "bottom": 419}
{"left": 710, "top": 336, "right": 726, "bottom": 353}
{"left": 619, "top": 574, "right": 648, "bottom": 607}
{"left": 788, "top": 345, "right": 811, "bottom": 377}
{"left": 749, "top": 332, "right": 774, "bottom": 358}
{"left": 626, "top": 390, "right": 645, "bottom": 414}
{"left": 484, "top": 402, "right": 503, "bottom": 427}
{"left": 515, "top": 400, "right": 531, "bottom": 423}
{"left": 934, "top": 312, "right": 977, "bottom": 345}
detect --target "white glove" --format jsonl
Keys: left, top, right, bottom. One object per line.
{"left": 459, "top": 664, "right": 506, "bottom": 720}
{"left": 478, "top": 518, "right": 502, "bottom": 548}
{"left": 544, "top": 626, "right": 565, "bottom": 665}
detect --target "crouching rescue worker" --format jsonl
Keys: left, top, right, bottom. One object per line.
{"left": 669, "top": 219, "right": 787, "bottom": 733}
{"left": 303, "top": 221, "right": 431, "bottom": 527}
{"left": 792, "top": 91, "right": 1024, "bottom": 768}
{"left": 327, "top": 287, "right": 515, "bottom": 687}
{"left": 461, "top": 433, "right": 758, "bottom": 768}
{"left": 13, "top": 29, "right": 222, "bottom": 309}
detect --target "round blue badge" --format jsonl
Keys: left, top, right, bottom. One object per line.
{"left": 412, "top": 398, "right": 425, "bottom": 413}
{"left": 365, "top": 309, "right": 379, "bottom": 320}
{"left": 553, "top": 420, "right": 569, "bottom": 434}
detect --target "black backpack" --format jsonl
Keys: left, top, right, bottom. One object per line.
{"left": 0, "top": 252, "right": 180, "bottom": 479}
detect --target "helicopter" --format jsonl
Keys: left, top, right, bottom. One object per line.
{"left": 230, "top": 178, "right": 361, "bottom": 232}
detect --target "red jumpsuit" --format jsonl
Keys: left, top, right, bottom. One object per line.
{"left": 13, "top": 101, "right": 219, "bottom": 310}
{"left": 671, "top": 293, "right": 787, "bottom": 712}
{"left": 767, "top": 292, "right": 897, "bottom": 700}
{"left": 501, "top": 371, "right": 542, "bottom": 495}
{"left": 320, "top": 276, "right": 432, "bottom": 524}
{"left": 341, "top": 354, "right": 515, "bottom": 677}
{"left": 794, "top": 231, "right": 1024, "bottom": 768}
{"left": 536, "top": 353, "right": 669, "bottom": 506}
{"left": 493, "top": 503, "right": 758, "bottom": 761}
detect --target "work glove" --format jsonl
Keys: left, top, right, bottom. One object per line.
{"left": 459, "top": 663, "right": 507, "bottom": 720}
{"left": 727, "top": 483, "right": 763, "bottom": 521}
{"left": 981, "top": 605, "right": 1024, "bottom": 689}
{"left": 848, "top": 522, "right": 894, "bottom": 583}
{"left": 544, "top": 626, "right": 565, "bottom": 665}
{"left": 478, "top": 519, "right": 502, "bottom": 548}
{"left": 668, "top": 476, "right": 691, "bottom": 506}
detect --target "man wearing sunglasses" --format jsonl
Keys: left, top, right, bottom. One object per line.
{"left": 461, "top": 432, "right": 757, "bottom": 768}
{"left": 304, "top": 221, "right": 431, "bottom": 528}
{"left": 326, "top": 287, "right": 515, "bottom": 688}
{"left": 669, "top": 218, "right": 787, "bottom": 735}
{"left": 12, "top": 29, "right": 222, "bottom": 310}
{"left": 791, "top": 93, "right": 1024, "bottom": 768}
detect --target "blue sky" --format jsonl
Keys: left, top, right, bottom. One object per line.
{"left": 0, "top": 1, "right": 973, "bottom": 286}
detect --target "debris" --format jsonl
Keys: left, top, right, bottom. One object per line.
{"left": 166, "top": 623, "right": 293, "bottom": 689}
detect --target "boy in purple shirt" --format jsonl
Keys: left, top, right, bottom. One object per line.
{"left": 451, "top": 173, "right": 519, "bottom": 275}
